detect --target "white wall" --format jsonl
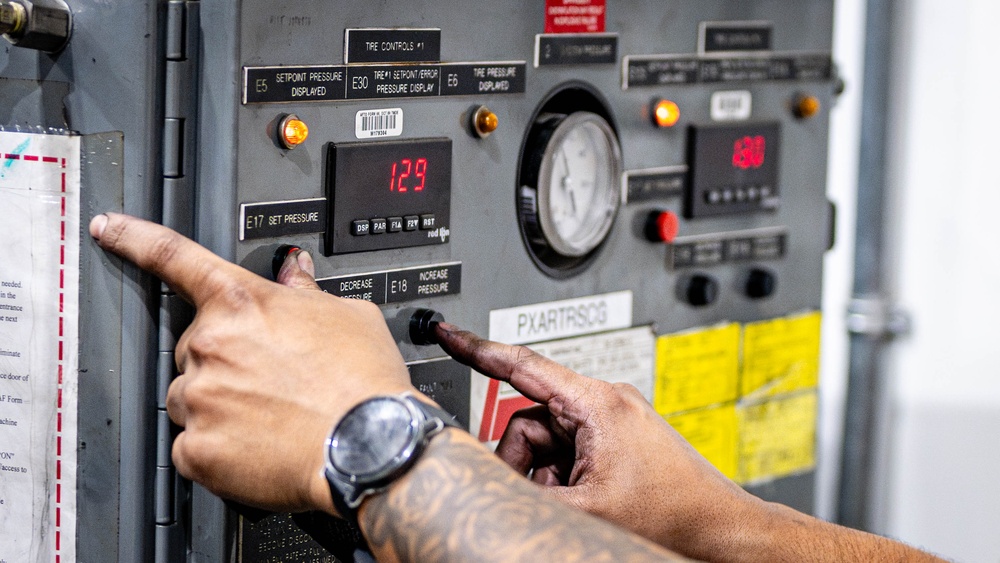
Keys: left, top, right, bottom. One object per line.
{"left": 821, "top": 0, "right": 1000, "bottom": 560}
{"left": 878, "top": 0, "right": 1000, "bottom": 560}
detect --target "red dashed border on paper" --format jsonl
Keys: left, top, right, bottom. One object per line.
{"left": 17, "top": 152, "right": 71, "bottom": 563}
{"left": 56, "top": 155, "right": 66, "bottom": 563}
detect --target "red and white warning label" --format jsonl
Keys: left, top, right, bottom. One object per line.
{"left": 545, "top": 0, "right": 606, "bottom": 34}
{"left": 471, "top": 326, "right": 654, "bottom": 445}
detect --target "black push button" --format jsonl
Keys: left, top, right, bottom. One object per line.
{"left": 371, "top": 218, "right": 387, "bottom": 234}
{"left": 684, "top": 274, "right": 719, "bottom": 307}
{"left": 404, "top": 215, "right": 420, "bottom": 231}
{"left": 745, "top": 268, "right": 776, "bottom": 299}
{"left": 409, "top": 308, "right": 445, "bottom": 345}
{"left": 420, "top": 214, "right": 436, "bottom": 230}
{"left": 388, "top": 216, "right": 403, "bottom": 232}
{"left": 271, "top": 244, "right": 301, "bottom": 280}
{"left": 352, "top": 219, "right": 371, "bottom": 236}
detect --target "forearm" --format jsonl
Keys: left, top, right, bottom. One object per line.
{"left": 700, "top": 499, "right": 947, "bottom": 563}
{"left": 359, "top": 428, "right": 691, "bottom": 562}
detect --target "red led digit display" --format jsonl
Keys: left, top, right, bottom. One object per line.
{"left": 732, "top": 135, "right": 766, "bottom": 170}
{"left": 390, "top": 157, "right": 429, "bottom": 193}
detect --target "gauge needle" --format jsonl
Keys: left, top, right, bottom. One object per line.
{"left": 559, "top": 148, "right": 578, "bottom": 215}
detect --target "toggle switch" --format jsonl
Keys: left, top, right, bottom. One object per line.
{"left": 271, "top": 244, "right": 302, "bottom": 280}
{"left": 409, "top": 308, "right": 444, "bottom": 345}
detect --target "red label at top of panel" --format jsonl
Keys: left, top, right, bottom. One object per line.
{"left": 545, "top": 0, "right": 606, "bottom": 34}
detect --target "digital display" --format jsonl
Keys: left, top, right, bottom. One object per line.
{"left": 686, "top": 122, "right": 780, "bottom": 219}
{"left": 732, "top": 135, "right": 766, "bottom": 170}
{"left": 390, "top": 158, "right": 429, "bottom": 192}
{"left": 325, "top": 138, "right": 452, "bottom": 255}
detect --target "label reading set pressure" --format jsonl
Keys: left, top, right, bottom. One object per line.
{"left": 239, "top": 198, "right": 327, "bottom": 240}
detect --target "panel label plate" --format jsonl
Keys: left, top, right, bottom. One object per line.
{"left": 624, "top": 52, "right": 832, "bottom": 89}
{"left": 545, "top": 0, "right": 606, "bottom": 33}
{"left": 316, "top": 262, "right": 461, "bottom": 305}
{"left": 355, "top": 108, "right": 404, "bottom": 139}
{"left": 535, "top": 33, "right": 618, "bottom": 66}
{"left": 624, "top": 166, "right": 688, "bottom": 203}
{"left": 700, "top": 21, "right": 774, "bottom": 54}
{"left": 239, "top": 198, "right": 327, "bottom": 241}
{"left": 243, "top": 62, "right": 527, "bottom": 103}
{"left": 488, "top": 291, "right": 633, "bottom": 345}
{"left": 344, "top": 28, "right": 441, "bottom": 64}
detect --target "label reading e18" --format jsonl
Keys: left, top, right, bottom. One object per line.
{"left": 356, "top": 108, "right": 403, "bottom": 139}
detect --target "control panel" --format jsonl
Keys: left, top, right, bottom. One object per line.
{"left": 0, "top": 0, "right": 837, "bottom": 560}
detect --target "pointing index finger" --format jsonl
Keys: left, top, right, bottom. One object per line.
{"left": 90, "top": 213, "right": 251, "bottom": 307}
{"left": 435, "top": 323, "right": 586, "bottom": 407}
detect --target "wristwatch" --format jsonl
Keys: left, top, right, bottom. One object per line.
{"left": 323, "top": 393, "right": 460, "bottom": 525}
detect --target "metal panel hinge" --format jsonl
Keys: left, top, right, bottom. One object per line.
{"left": 846, "top": 296, "right": 912, "bottom": 339}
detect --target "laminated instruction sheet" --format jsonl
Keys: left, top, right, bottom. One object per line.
{"left": 0, "top": 131, "right": 81, "bottom": 562}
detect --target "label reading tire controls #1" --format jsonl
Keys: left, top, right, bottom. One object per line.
{"left": 356, "top": 108, "right": 403, "bottom": 139}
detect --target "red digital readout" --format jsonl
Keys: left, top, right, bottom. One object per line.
{"left": 732, "top": 135, "right": 766, "bottom": 170}
{"left": 390, "top": 158, "right": 428, "bottom": 192}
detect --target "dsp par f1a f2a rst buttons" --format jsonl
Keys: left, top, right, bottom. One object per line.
{"left": 519, "top": 107, "right": 623, "bottom": 277}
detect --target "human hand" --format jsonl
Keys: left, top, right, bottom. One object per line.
{"left": 89, "top": 213, "right": 417, "bottom": 515}
{"left": 434, "top": 323, "right": 764, "bottom": 560}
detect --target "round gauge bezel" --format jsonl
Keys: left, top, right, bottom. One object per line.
{"left": 517, "top": 83, "right": 623, "bottom": 278}
{"left": 535, "top": 111, "right": 623, "bottom": 258}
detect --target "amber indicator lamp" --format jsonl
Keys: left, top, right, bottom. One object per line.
{"left": 652, "top": 99, "right": 681, "bottom": 128}
{"left": 279, "top": 114, "right": 309, "bottom": 149}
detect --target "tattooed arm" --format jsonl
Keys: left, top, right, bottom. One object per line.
{"left": 361, "top": 428, "right": 690, "bottom": 562}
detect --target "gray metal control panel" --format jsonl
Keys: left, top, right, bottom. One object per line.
{"left": 0, "top": 1, "right": 836, "bottom": 561}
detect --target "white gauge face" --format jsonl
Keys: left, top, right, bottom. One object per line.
{"left": 537, "top": 112, "right": 622, "bottom": 258}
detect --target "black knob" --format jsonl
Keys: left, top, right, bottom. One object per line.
{"left": 409, "top": 308, "right": 445, "bottom": 345}
{"left": 684, "top": 275, "right": 718, "bottom": 307}
{"left": 746, "top": 269, "right": 776, "bottom": 299}
{"left": 271, "top": 244, "right": 302, "bottom": 280}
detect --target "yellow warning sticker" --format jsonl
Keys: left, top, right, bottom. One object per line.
{"left": 655, "top": 323, "right": 740, "bottom": 415}
{"left": 666, "top": 405, "right": 738, "bottom": 480}
{"left": 740, "top": 311, "right": 821, "bottom": 399}
{"left": 737, "top": 391, "right": 817, "bottom": 484}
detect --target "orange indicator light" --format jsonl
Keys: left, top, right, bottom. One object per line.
{"left": 279, "top": 114, "right": 309, "bottom": 149}
{"left": 653, "top": 99, "right": 681, "bottom": 128}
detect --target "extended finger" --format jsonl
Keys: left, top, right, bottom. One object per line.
{"left": 276, "top": 249, "right": 321, "bottom": 291}
{"left": 90, "top": 213, "right": 253, "bottom": 307}
{"left": 435, "top": 323, "right": 585, "bottom": 405}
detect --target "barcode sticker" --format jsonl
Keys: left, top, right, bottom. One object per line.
{"left": 355, "top": 108, "right": 404, "bottom": 139}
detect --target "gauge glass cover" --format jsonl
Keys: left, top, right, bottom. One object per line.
{"left": 537, "top": 112, "right": 622, "bottom": 258}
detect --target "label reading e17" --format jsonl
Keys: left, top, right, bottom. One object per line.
{"left": 356, "top": 108, "right": 403, "bottom": 139}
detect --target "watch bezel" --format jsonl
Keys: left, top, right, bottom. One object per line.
{"left": 324, "top": 394, "right": 445, "bottom": 510}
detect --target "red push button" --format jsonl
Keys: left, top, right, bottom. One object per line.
{"left": 645, "top": 210, "right": 680, "bottom": 243}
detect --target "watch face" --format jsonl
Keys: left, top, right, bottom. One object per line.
{"left": 330, "top": 397, "right": 418, "bottom": 478}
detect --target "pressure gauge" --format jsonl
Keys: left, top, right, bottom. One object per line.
{"left": 520, "top": 110, "right": 623, "bottom": 274}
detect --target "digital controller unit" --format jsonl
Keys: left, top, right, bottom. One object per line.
{"left": 325, "top": 137, "right": 453, "bottom": 255}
